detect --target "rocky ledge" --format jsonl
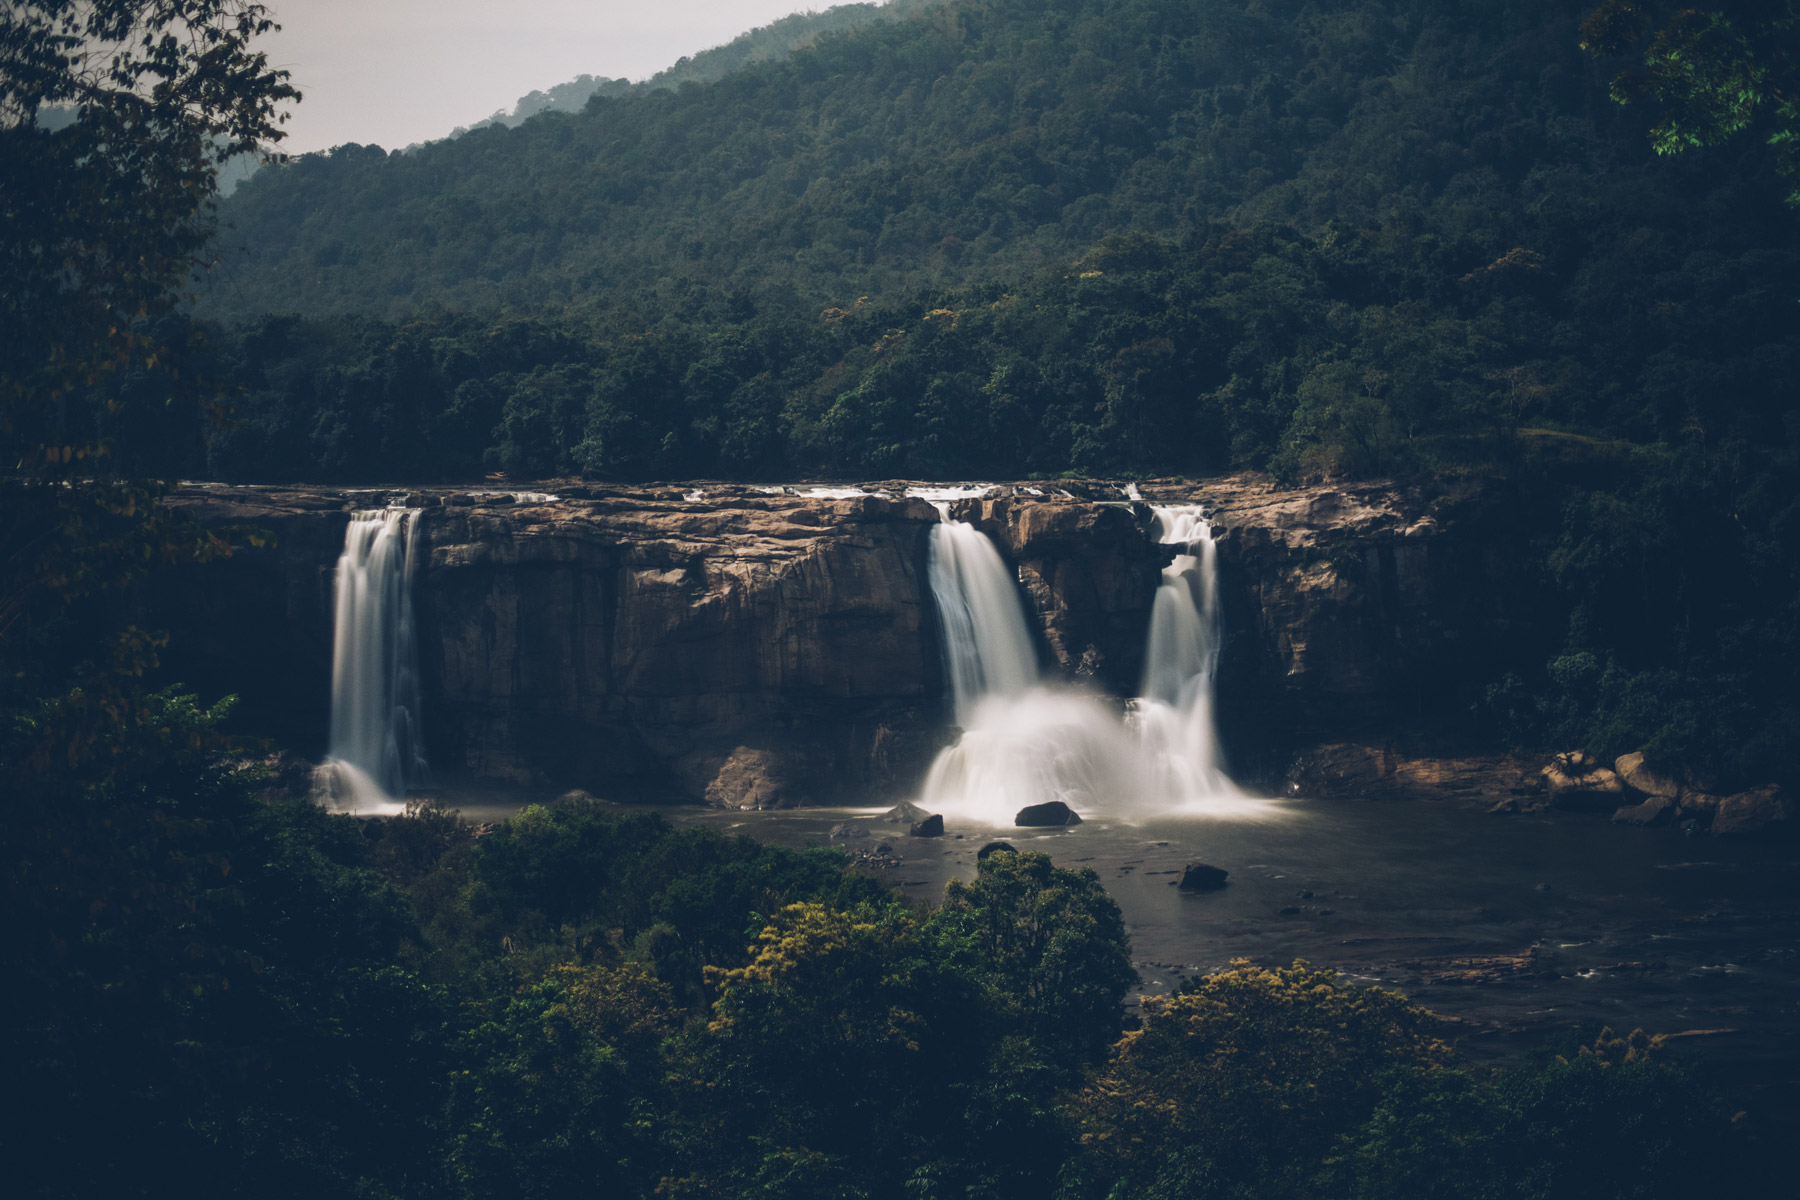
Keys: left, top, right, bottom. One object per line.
{"left": 148, "top": 474, "right": 1545, "bottom": 806}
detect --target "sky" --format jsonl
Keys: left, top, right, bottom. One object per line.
{"left": 262, "top": 1, "right": 824, "bottom": 154}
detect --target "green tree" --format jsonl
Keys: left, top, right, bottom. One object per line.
{"left": 1581, "top": 1, "right": 1800, "bottom": 205}
{"left": 926, "top": 848, "right": 1137, "bottom": 1072}
{"left": 1060, "top": 960, "right": 1452, "bottom": 1200}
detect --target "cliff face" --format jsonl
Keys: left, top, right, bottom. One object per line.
{"left": 419, "top": 491, "right": 945, "bottom": 805}
{"left": 150, "top": 475, "right": 1540, "bottom": 805}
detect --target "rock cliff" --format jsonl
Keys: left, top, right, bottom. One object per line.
{"left": 149, "top": 474, "right": 1541, "bottom": 805}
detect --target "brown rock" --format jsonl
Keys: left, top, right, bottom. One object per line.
{"left": 909, "top": 814, "right": 944, "bottom": 837}
{"left": 704, "top": 747, "right": 790, "bottom": 809}
{"left": 1611, "top": 795, "right": 1677, "bottom": 827}
{"left": 884, "top": 801, "right": 933, "bottom": 824}
{"left": 1614, "top": 752, "right": 1682, "bottom": 799}
{"left": 1679, "top": 792, "right": 1722, "bottom": 822}
{"left": 1711, "top": 785, "right": 1791, "bottom": 836}
{"left": 1542, "top": 753, "right": 1625, "bottom": 810}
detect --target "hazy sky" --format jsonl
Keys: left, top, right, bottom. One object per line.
{"left": 264, "top": 1, "right": 823, "bottom": 154}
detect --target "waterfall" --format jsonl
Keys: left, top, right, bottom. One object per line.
{"left": 921, "top": 514, "right": 1142, "bottom": 824}
{"left": 313, "top": 509, "right": 427, "bottom": 815}
{"left": 1133, "top": 505, "right": 1239, "bottom": 798}
{"left": 926, "top": 517, "right": 1039, "bottom": 722}
{"left": 919, "top": 501, "right": 1247, "bottom": 825}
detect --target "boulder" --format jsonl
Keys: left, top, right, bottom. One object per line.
{"left": 1614, "top": 752, "right": 1683, "bottom": 799}
{"left": 1679, "top": 792, "right": 1722, "bottom": 823}
{"left": 1177, "top": 862, "right": 1230, "bottom": 890}
{"left": 908, "top": 813, "right": 944, "bottom": 838}
{"left": 977, "top": 841, "right": 1017, "bottom": 860}
{"left": 884, "top": 800, "right": 934, "bottom": 824}
{"left": 1542, "top": 752, "right": 1626, "bottom": 810}
{"left": 704, "top": 747, "right": 791, "bottom": 809}
{"left": 828, "top": 822, "right": 870, "bottom": 840}
{"left": 1015, "top": 800, "right": 1083, "bottom": 827}
{"left": 1711, "top": 785, "right": 1791, "bottom": 836}
{"left": 1611, "top": 795, "right": 1677, "bottom": 827}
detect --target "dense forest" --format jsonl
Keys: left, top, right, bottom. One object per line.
{"left": 6, "top": 775, "right": 1776, "bottom": 1199}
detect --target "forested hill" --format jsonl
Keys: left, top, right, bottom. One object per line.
{"left": 202, "top": 0, "right": 1785, "bottom": 321}
{"left": 455, "top": 0, "right": 946, "bottom": 138}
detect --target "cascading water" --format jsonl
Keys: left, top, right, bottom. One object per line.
{"left": 921, "top": 511, "right": 1143, "bottom": 824}
{"left": 926, "top": 517, "right": 1039, "bottom": 722}
{"left": 313, "top": 508, "right": 427, "bottom": 815}
{"left": 1132, "top": 505, "right": 1239, "bottom": 798}
{"left": 919, "top": 500, "right": 1251, "bottom": 825}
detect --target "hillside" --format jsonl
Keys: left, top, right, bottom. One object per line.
{"left": 454, "top": 1, "right": 945, "bottom": 138}
{"left": 202, "top": 0, "right": 1790, "bottom": 321}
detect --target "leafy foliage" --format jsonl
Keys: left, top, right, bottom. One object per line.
{"left": 1582, "top": 2, "right": 1800, "bottom": 205}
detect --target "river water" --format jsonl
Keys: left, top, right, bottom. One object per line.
{"left": 670, "top": 794, "right": 1800, "bottom": 1110}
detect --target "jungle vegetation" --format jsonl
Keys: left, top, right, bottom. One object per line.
{"left": 2, "top": 4, "right": 1794, "bottom": 1195}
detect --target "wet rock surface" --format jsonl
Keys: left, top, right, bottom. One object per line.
{"left": 1177, "top": 862, "right": 1229, "bottom": 890}
{"left": 1016, "top": 800, "right": 1083, "bottom": 827}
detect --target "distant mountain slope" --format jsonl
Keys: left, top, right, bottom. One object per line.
{"left": 456, "top": 1, "right": 945, "bottom": 137}
{"left": 206, "top": 0, "right": 1757, "bottom": 321}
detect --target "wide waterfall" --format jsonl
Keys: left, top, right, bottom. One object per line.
{"left": 920, "top": 502, "right": 1247, "bottom": 825}
{"left": 313, "top": 509, "right": 427, "bottom": 815}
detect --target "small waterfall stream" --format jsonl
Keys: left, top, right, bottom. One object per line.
{"left": 314, "top": 508, "right": 427, "bottom": 814}
{"left": 926, "top": 517, "right": 1039, "bottom": 722}
{"left": 919, "top": 500, "right": 1244, "bottom": 824}
{"left": 1132, "top": 505, "right": 1239, "bottom": 798}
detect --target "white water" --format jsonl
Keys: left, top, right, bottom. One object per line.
{"left": 926, "top": 518, "right": 1039, "bottom": 723}
{"left": 313, "top": 509, "right": 427, "bottom": 815}
{"left": 1132, "top": 505, "right": 1241, "bottom": 800}
{"left": 920, "top": 503, "right": 1256, "bottom": 826}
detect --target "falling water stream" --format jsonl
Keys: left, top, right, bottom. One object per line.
{"left": 920, "top": 502, "right": 1254, "bottom": 824}
{"left": 313, "top": 508, "right": 427, "bottom": 815}
{"left": 1133, "top": 504, "right": 1240, "bottom": 799}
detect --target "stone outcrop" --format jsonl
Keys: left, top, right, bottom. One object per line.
{"left": 1614, "top": 752, "right": 1683, "bottom": 799}
{"left": 1184, "top": 475, "right": 1540, "bottom": 744}
{"left": 1611, "top": 795, "right": 1678, "bottom": 827}
{"left": 1285, "top": 741, "right": 1542, "bottom": 807}
{"left": 1711, "top": 785, "right": 1791, "bottom": 836}
{"left": 1541, "top": 751, "right": 1627, "bottom": 810}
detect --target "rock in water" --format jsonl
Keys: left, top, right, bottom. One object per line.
{"left": 1015, "top": 800, "right": 1082, "bottom": 826}
{"left": 1177, "top": 862, "right": 1229, "bottom": 890}
{"left": 1613, "top": 752, "right": 1682, "bottom": 799}
{"left": 1611, "top": 796, "right": 1676, "bottom": 827}
{"left": 977, "top": 841, "right": 1017, "bottom": 859}
{"left": 884, "top": 801, "right": 933, "bottom": 824}
{"left": 828, "top": 822, "right": 870, "bottom": 840}
{"left": 1541, "top": 751, "right": 1626, "bottom": 810}
{"left": 909, "top": 813, "right": 944, "bottom": 837}
{"left": 1711, "top": 785, "right": 1791, "bottom": 835}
